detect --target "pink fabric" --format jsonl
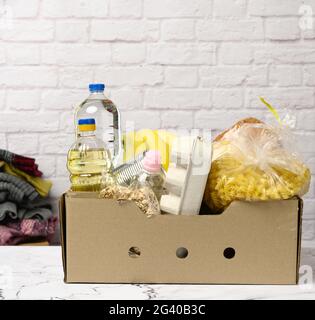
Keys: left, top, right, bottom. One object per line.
{"left": 0, "top": 217, "right": 58, "bottom": 245}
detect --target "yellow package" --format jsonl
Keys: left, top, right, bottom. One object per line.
{"left": 123, "top": 129, "right": 176, "bottom": 171}
{"left": 204, "top": 118, "right": 311, "bottom": 214}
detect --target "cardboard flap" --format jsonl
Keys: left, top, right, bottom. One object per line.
{"left": 296, "top": 198, "right": 304, "bottom": 283}
{"left": 59, "top": 193, "right": 67, "bottom": 282}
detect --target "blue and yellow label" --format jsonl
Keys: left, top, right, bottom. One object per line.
{"left": 79, "top": 124, "right": 96, "bottom": 131}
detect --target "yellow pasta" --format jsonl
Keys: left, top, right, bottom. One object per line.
{"left": 204, "top": 119, "right": 311, "bottom": 214}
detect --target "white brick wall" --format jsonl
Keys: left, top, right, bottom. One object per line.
{"left": 0, "top": 0, "right": 314, "bottom": 246}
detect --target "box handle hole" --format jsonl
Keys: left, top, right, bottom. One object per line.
{"left": 128, "top": 247, "right": 141, "bottom": 258}
{"left": 176, "top": 247, "right": 189, "bottom": 259}
{"left": 223, "top": 247, "right": 235, "bottom": 259}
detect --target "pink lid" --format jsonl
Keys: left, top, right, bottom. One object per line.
{"left": 143, "top": 150, "right": 162, "bottom": 173}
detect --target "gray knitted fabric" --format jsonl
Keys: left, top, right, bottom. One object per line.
{"left": 0, "top": 191, "right": 9, "bottom": 202}
{"left": 0, "top": 182, "right": 25, "bottom": 202}
{"left": 0, "top": 157, "right": 50, "bottom": 223}
{"left": 0, "top": 202, "right": 18, "bottom": 221}
{"left": 0, "top": 173, "right": 38, "bottom": 202}
{"left": 20, "top": 207, "right": 52, "bottom": 221}
{"left": 0, "top": 149, "right": 13, "bottom": 163}
{"left": 0, "top": 201, "right": 52, "bottom": 222}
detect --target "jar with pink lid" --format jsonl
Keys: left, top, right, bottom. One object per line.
{"left": 130, "top": 150, "right": 166, "bottom": 202}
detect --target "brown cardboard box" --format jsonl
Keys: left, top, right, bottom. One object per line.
{"left": 59, "top": 192, "right": 303, "bottom": 284}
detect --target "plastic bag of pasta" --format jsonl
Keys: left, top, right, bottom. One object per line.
{"left": 203, "top": 117, "right": 311, "bottom": 214}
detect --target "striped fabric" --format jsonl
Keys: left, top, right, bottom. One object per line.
{"left": 0, "top": 149, "right": 13, "bottom": 163}
{"left": 0, "top": 173, "right": 39, "bottom": 203}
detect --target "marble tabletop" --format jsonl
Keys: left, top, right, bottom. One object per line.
{"left": 0, "top": 247, "right": 315, "bottom": 300}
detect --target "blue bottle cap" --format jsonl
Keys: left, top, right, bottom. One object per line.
{"left": 89, "top": 83, "right": 105, "bottom": 92}
{"left": 78, "top": 118, "right": 96, "bottom": 125}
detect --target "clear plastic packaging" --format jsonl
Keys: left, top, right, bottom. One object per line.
{"left": 100, "top": 171, "right": 161, "bottom": 216}
{"left": 130, "top": 150, "right": 165, "bottom": 202}
{"left": 129, "top": 184, "right": 161, "bottom": 216}
{"left": 203, "top": 118, "right": 311, "bottom": 214}
{"left": 112, "top": 153, "right": 145, "bottom": 185}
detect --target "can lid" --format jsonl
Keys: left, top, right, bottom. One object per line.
{"left": 78, "top": 118, "right": 96, "bottom": 131}
{"left": 89, "top": 83, "right": 105, "bottom": 92}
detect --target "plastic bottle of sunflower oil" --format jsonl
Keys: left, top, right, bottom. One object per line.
{"left": 67, "top": 118, "right": 112, "bottom": 192}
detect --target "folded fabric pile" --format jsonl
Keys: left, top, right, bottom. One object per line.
{"left": 0, "top": 149, "right": 43, "bottom": 177}
{"left": 0, "top": 149, "right": 56, "bottom": 245}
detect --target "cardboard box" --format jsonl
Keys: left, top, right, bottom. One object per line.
{"left": 59, "top": 192, "right": 303, "bottom": 284}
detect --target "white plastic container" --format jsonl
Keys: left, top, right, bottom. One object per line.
{"left": 160, "top": 135, "right": 212, "bottom": 215}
